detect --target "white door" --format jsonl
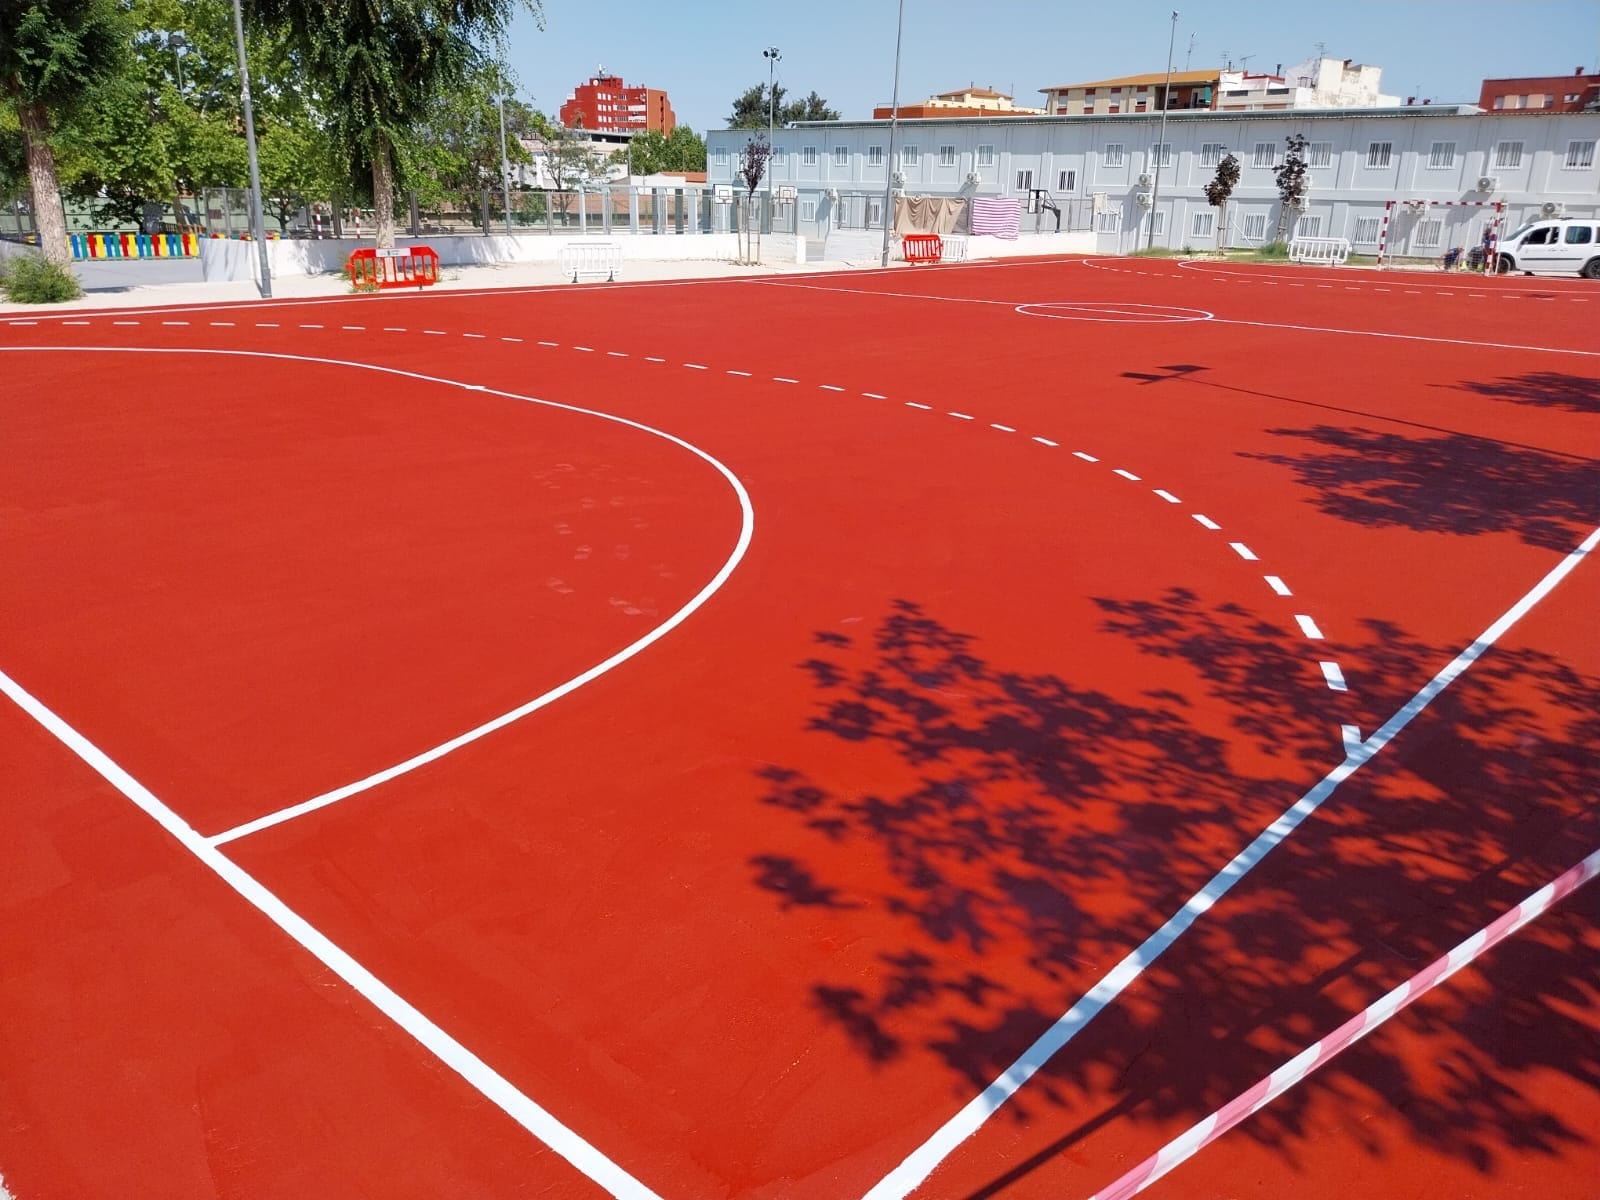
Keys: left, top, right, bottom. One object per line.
{"left": 1552, "top": 222, "right": 1596, "bottom": 273}
{"left": 1516, "top": 224, "right": 1561, "bottom": 273}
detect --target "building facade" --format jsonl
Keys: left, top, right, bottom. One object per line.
{"left": 707, "top": 107, "right": 1600, "bottom": 255}
{"left": 874, "top": 85, "right": 1043, "bottom": 120}
{"left": 1040, "top": 70, "right": 1219, "bottom": 116}
{"left": 1214, "top": 57, "right": 1399, "bottom": 111}
{"left": 1479, "top": 69, "right": 1600, "bottom": 113}
{"left": 559, "top": 69, "right": 676, "bottom": 135}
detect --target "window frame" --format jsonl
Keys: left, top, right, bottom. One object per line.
{"left": 938, "top": 145, "right": 957, "bottom": 168}
{"left": 1366, "top": 141, "right": 1393, "bottom": 169}
{"left": 1426, "top": 141, "right": 1457, "bottom": 170}
{"left": 1307, "top": 141, "right": 1333, "bottom": 168}
{"left": 1103, "top": 143, "right": 1125, "bottom": 168}
{"left": 1252, "top": 142, "right": 1276, "bottom": 169}
{"left": 832, "top": 145, "right": 850, "bottom": 167}
{"left": 866, "top": 145, "right": 885, "bottom": 167}
{"left": 1564, "top": 140, "right": 1597, "bottom": 169}
{"left": 976, "top": 145, "right": 996, "bottom": 168}
{"left": 1200, "top": 142, "right": 1224, "bottom": 168}
{"left": 802, "top": 146, "right": 818, "bottom": 166}
{"left": 1494, "top": 141, "right": 1524, "bottom": 169}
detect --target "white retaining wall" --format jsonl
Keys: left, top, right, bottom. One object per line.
{"left": 820, "top": 229, "right": 1097, "bottom": 264}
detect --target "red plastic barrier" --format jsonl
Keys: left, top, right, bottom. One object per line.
{"left": 347, "top": 246, "right": 440, "bottom": 289}
{"left": 903, "top": 233, "right": 943, "bottom": 265}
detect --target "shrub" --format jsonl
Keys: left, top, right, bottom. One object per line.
{"left": 1259, "top": 240, "right": 1290, "bottom": 259}
{"left": 0, "top": 253, "right": 83, "bottom": 304}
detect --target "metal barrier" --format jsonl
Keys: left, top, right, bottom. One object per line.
{"left": 902, "top": 233, "right": 943, "bottom": 265}
{"left": 1288, "top": 236, "right": 1352, "bottom": 265}
{"left": 346, "top": 245, "right": 440, "bottom": 289}
{"left": 557, "top": 241, "right": 622, "bottom": 282}
{"left": 941, "top": 235, "right": 970, "bottom": 263}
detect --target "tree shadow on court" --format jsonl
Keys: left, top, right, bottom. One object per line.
{"left": 1456, "top": 370, "right": 1600, "bottom": 415}
{"left": 746, "top": 596, "right": 1600, "bottom": 1193}
{"left": 1242, "top": 424, "right": 1600, "bottom": 552}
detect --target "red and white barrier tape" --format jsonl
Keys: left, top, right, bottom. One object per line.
{"left": 1090, "top": 846, "right": 1600, "bottom": 1200}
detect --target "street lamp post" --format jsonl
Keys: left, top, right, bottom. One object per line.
{"left": 878, "top": 0, "right": 906, "bottom": 268}
{"left": 763, "top": 46, "right": 781, "bottom": 229}
{"left": 229, "top": 0, "right": 271, "bottom": 297}
{"left": 497, "top": 87, "right": 513, "bottom": 236}
{"left": 1146, "top": 9, "right": 1179, "bottom": 252}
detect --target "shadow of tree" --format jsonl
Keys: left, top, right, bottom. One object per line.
{"left": 747, "top": 596, "right": 1600, "bottom": 1191}
{"left": 1242, "top": 424, "right": 1600, "bottom": 551}
{"left": 1457, "top": 371, "right": 1600, "bottom": 415}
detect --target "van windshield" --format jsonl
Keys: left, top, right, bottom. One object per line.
{"left": 1503, "top": 222, "right": 1539, "bottom": 242}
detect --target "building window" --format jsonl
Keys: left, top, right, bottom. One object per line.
{"left": 1494, "top": 141, "right": 1524, "bottom": 168}
{"left": 1353, "top": 216, "right": 1381, "bottom": 243}
{"left": 1307, "top": 141, "right": 1332, "bottom": 168}
{"left": 1415, "top": 218, "right": 1443, "bottom": 248}
{"left": 1200, "top": 142, "right": 1224, "bottom": 168}
{"left": 1243, "top": 212, "right": 1267, "bottom": 240}
{"left": 1493, "top": 95, "right": 1505, "bottom": 109}
{"left": 1058, "top": 169, "right": 1076, "bottom": 191}
{"left": 772, "top": 145, "right": 787, "bottom": 163}
{"left": 803, "top": 146, "right": 818, "bottom": 165}
{"left": 1253, "top": 142, "right": 1276, "bottom": 168}
{"left": 1565, "top": 140, "right": 1596, "bottom": 169}
{"left": 1192, "top": 210, "right": 1215, "bottom": 238}
{"left": 1151, "top": 142, "right": 1173, "bottom": 168}
{"left": 939, "top": 145, "right": 956, "bottom": 167}
{"left": 1566, "top": 93, "right": 1582, "bottom": 104}
{"left": 902, "top": 145, "right": 920, "bottom": 166}
{"left": 1366, "top": 141, "right": 1393, "bottom": 168}
{"left": 1016, "top": 169, "right": 1034, "bottom": 190}
{"left": 1095, "top": 210, "right": 1119, "bottom": 232}
{"left": 867, "top": 145, "right": 884, "bottom": 167}
{"left": 1149, "top": 211, "right": 1165, "bottom": 236}
{"left": 714, "top": 147, "right": 728, "bottom": 167}
{"left": 1294, "top": 215, "right": 1322, "bottom": 238}
{"left": 1103, "top": 143, "right": 1124, "bottom": 167}
{"left": 977, "top": 145, "right": 995, "bottom": 167}
{"left": 1427, "top": 142, "right": 1456, "bottom": 169}
{"left": 800, "top": 200, "right": 816, "bottom": 221}
{"left": 833, "top": 145, "right": 849, "bottom": 166}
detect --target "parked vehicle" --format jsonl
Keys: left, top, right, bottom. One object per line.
{"left": 1494, "top": 218, "right": 1600, "bottom": 278}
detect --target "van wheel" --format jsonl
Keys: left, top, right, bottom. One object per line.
{"left": 1583, "top": 258, "right": 1600, "bottom": 280}
{"left": 1495, "top": 256, "right": 1513, "bottom": 274}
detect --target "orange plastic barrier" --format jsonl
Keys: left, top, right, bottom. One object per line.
{"left": 347, "top": 246, "right": 440, "bottom": 289}
{"left": 903, "top": 233, "right": 943, "bottom": 265}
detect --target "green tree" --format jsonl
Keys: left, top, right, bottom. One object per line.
{"left": 623, "top": 125, "right": 706, "bottom": 175}
{"left": 729, "top": 83, "right": 839, "bottom": 129}
{"left": 1202, "top": 152, "right": 1240, "bottom": 250}
{"left": 1273, "top": 133, "right": 1309, "bottom": 240}
{"left": 784, "top": 91, "right": 838, "bottom": 123}
{"left": 0, "top": 0, "right": 131, "bottom": 263}
{"left": 249, "top": 0, "right": 542, "bottom": 247}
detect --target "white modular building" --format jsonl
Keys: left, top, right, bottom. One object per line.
{"left": 707, "top": 106, "right": 1600, "bottom": 258}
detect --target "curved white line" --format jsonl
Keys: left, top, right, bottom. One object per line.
{"left": 0, "top": 345, "right": 755, "bottom": 844}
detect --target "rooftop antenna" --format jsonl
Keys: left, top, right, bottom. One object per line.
{"left": 1221, "top": 48, "right": 1231, "bottom": 70}
{"left": 1186, "top": 32, "right": 1197, "bottom": 71}
{"left": 1315, "top": 40, "right": 1325, "bottom": 60}
{"left": 1239, "top": 53, "right": 1255, "bottom": 73}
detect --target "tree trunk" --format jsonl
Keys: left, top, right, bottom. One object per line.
{"left": 1217, "top": 199, "right": 1227, "bottom": 251}
{"left": 16, "top": 99, "right": 71, "bottom": 267}
{"left": 371, "top": 130, "right": 397, "bottom": 248}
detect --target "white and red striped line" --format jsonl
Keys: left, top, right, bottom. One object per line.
{"left": 1089, "top": 845, "right": 1600, "bottom": 1200}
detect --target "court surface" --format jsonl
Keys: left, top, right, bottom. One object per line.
{"left": 3, "top": 255, "right": 1598, "bottom": 1200}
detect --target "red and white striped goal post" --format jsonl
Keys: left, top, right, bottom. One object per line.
{"left": 1377, "top": 199, "right": 1504, "bottom": 269}
{"left": 1089, "top": 845, "right": 1600, "bottom": 1200}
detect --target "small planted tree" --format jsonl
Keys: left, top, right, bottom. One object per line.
{"left": 737, "top": 135, "right": 770, "bottom": 261}
{"left": 1272, "top": 133, "right": 1310, "bottom": 243}
{"left": 1202, "top": 152, "right": 1240, "bottom": 251}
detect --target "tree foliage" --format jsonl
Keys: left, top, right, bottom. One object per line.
{"left": 1203, "top": 151, "right": 1240, "bottom": 249}
{"left": 1272, "top": 133, "right": 1310, "bottom": 238}
{"left": 624, "top": 125, "right": 706, "bottom": 175}
{"left": 729, "top": 83, "right": 840, "bottom": 129}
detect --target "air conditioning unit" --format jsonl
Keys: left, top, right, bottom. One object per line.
{"left": 891, "top": 170, "right": 906, "bottom": 187}
{"left": 964, "top": 171, "right": 981, "bottom": 186}
{"left": 1541, "top": 200, "right": 1565, "bottom": 217}
{"left": 1136, "top": 191, "right": 1153, "bottom": 207}
{"left": 1476, "top": 175, "right": 1499, "bottom": 192}
{"left": 1137, "top": 173, "right": 1153, "bottom": 186}
{"left": 824, "top": 187, "right": 839, "bottom": 201}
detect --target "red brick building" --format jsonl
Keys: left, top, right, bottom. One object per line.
{"left": 1478, "top": 68, "right": 1600, "bottom": 113}
{"left": 559, "top": 69, "right": 676, "bottom": 134}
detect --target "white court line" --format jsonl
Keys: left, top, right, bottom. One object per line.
{"left": 1153, "top": 489, "right": 1181, "bottom": 504}
{"left": 1113, "top": 469, "right": 1141, "bottom": 481}
{"left": 1192, "top": 514, "right": 1221, "bottom": 530}
{"left": 1033, "top": 437, "right": 1058, "bottom": 447}
{"left": 1073, "top": 451, "right": 1099, "bottom": 463}
{"left": 774, "top": 376, "right": 799, "bottom": 384}
{"left": 1295, "top": 614, "right": 1325, "bottom": 640}
{"left": 1229, "top": 542, "right": 1258, "bottom": 561}
{"left": 463, "top": 332, "right": 485, "bottom": 339}
{"left": 502, "top": 336, "right": 522, "bottom": 342}
{"left": 991, "top": 424, "right": 1016, "bottom": 433}
{"left": 644, "top": 356, "right": 665, "bottom": 362}
{"left": 164, "top": 320, "right": 191, "bottom": 326}
{"left": 574, "top": 346, "right": 594, "bottom": 352}
{"left": 949, "top": 411, "right": 975, "bottom": 420}
{"left": 1265, "top": 575, "right": 1293, "bottom": 597}
{"left": 63, "top": 320, "right": 91, "bottom": 326}
{"left": 684, "top": 362, "right": 707, "bottom": 369}
{"left": 821, "top": 384, "right": 845, "bottom": 392}
{"left": 0, "top": 666, "right": 663, "bottom": 1200}
{"left": 0, "top": 347, "right": 754, "bottom": 850}
{"left": 114, "top": 320, "right": 139, "bottom": 326}
{"left": 864, "top": 392, "right": 887, "bottom": 399}
{"left": 906, "top": 401, "right": 931, "bottom": 410}
{"left": 728, "top": 370, "right": 752, "bottom": 377}
{"left": 539, "top": 341, "right": 560, "bottom": 347}
{"left": 1320, "top": 662, "right": 1349, "bottom": 692}
{"left": 385, "top": 327, "right": 408, "bottom": 332}
{"left": 1212, "top": 319, "right": 1600, "bottom": 358}
{"left": 862, "top": 522, "right": 1600, "bottom": 1200}
{"left": 607, "top": 351, "right": 628, "bottom": 357}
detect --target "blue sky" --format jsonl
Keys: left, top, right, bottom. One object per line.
{"left": 502, "top": 0, "right": 1599, "bottom": 134}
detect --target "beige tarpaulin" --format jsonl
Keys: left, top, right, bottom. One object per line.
{"left": 893, "top": 195, "right": 969, "bottom": 236}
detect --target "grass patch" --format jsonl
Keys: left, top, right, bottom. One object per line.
{"left": 0, "top": 253, "right": 83, "bottom": 304}
{"left": 1131, "top": 247, "right": 1184, "bottom": 257}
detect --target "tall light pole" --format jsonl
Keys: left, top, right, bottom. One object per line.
{"left": 229, "top": 0, "right": 271, "bottom": 297}
{"left": 878, "top": 0, "right": 905, "bottom": 268}
{"left": 1146, "top": 9, "right": 1179, "bottom": 252}
{"left": 763, "top": 45, "right": 781, "bottom": 224}
{"left": 497, "top": 84, "right": 514, "bottom": 236}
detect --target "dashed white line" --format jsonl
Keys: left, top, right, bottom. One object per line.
{"left": 539, "top": 340, "right": 560, "bottom": 347}
{"left": 165, "top": 321, "right": 192, "bottom": 326}
{"left": 727, "top": 370, "right": 752, "bottom": 377}
{"left": 256, "top": 322, "right": 279, "bottom": 328}
{"left": 1295, "top": 614, "right": 1325, "bottom": 640}
{"left": 949, "top": 411, "right": 975, "bottom": 420}
{"left": 607, "top": 350, "right": 627, "bottom": 357}
{"left": 1193, "top": 514, "right": 1221, "bottom": 531}
{"left": 1153, "top": 489, "right": 1181, "bottom": 504}
{"left": 907, "top": 401, "right": 932, "bottom": 410}
{"left": 1264, "top": 575, "right": 1293, "bottom": 596}
{"left": 864, "top": 392, "right": 887, "bottom": 399}
{"left": 1229, "top": 541, "right": 1259, "bottom": 561}
{"left": 1113, "top": 468, "right": 1141, "bottom": 481}
{"left": 7, "top": 321, "right": 37, "bottom": 326}
{"left": 1033, "top": 436, "right": 1059, "bottom": 447}
{"left": 63, "top": 320, "right": 91, "bottom": 326}
{"left": 423, "top": 330, "right": 446, "bottom": 336}
{"left": 1320, "top": 661, "right": 1349, "bottom": 692}
{"left": 774, "top": 376, "right": 799, "bottom": 384}
{"left": 384, "top": 327, "right": 407, "bottom": 332}
{"left": 820, "top": 384, "right": 845, "bottom": 392}
{"left": 574, "top": 346, "right": 594, "bottom": 352}
{"left": 343, "top": 325, "right": 367, "bottom": 331}
{"left": 991, "top": 423, "right": 1016, "bottom": 433}
{"left": 645, "top": 355, "right": 665, "bottom": 362}
{"left": 684, "top": 362, "right": 707, "bottom": 369}
{"left": 1073, "top": 451, "right": 1099, "bottom": 463}
{"left": 501, "top": 336, "right": 522, "bottom": 342}
{"left": 113, "top": 320, "right": 139, "bottom": 326}
{"left": 463, "top": 332, "right": 485, "bottom": 338}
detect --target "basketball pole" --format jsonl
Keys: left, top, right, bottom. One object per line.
{"left": 1146, "top": 9, "right": 1179, "bottom": 253}
{"left": 879, "top": 0, "right": 906, "bottom": 268}
{"left": 230, "top": 0, "right": 272, "bottom": 297}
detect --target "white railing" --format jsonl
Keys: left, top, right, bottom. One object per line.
{"left": 941, "top": 235, "right": 970, "bottom": 262}
{"left": 557, "top": 240, "right": 622, "bottom": 282}
{"left": 1289, "top": 236, "right": 1351, "bottom": 265}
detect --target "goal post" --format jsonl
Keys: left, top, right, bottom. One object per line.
{"left": 1377, "top": 199, "right": 1504, "bottom": 270}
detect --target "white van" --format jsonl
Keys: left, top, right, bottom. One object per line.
{"left": 1494, "top": 218, "right": 1600, "bottom": 278}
